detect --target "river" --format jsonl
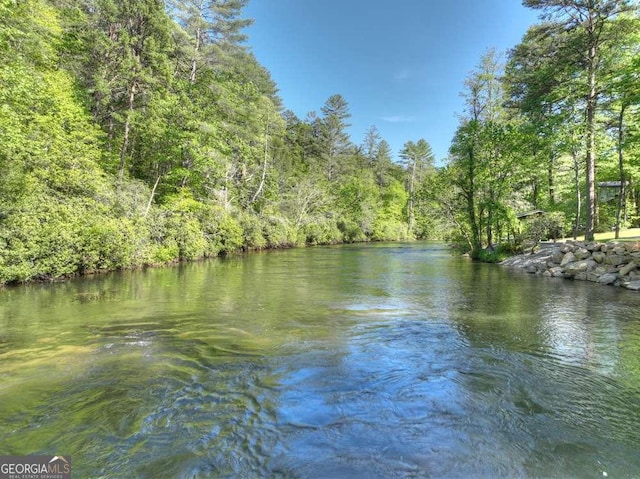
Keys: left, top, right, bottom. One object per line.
{"left": 1, "top": 242, "right": 639, "bottom": 478}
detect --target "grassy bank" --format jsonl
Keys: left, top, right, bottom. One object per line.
{"left": 559, "top": 228, "right": 640, "bottom": 243}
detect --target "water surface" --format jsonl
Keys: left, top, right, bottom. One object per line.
{"left": 1, "top": 243, "right": 639, "bottom": 478}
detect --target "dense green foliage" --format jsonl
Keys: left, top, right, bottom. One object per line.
{"left": 2, "top": 0, "right": 639, "bottom": 283}
{"left": 439, "top": 1, "right": 640, "bottom": 258}
{"left": 0, "top": 0, "right": 436, "bottom": 284}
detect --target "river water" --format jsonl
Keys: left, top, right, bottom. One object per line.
{"left": 1, "top": 242, "right": 639, "bottom": 478}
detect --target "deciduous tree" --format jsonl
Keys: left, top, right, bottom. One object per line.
{"left": 522, "top": 0, "right": 638, "bottom": 240}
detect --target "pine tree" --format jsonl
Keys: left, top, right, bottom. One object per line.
{"left": 523, "top": 0, "right": 638, "bottom": 240}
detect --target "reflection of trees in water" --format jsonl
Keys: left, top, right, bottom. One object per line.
{"left": 447, "top": 262, "right": 634, "bottom": 374}
{"left": 2, "top": 244, "right": 640, "bottom": 477}
{"left": 444, "top": 264, "right": 640, "bottom": 477}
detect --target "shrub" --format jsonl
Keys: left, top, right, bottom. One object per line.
{"left": 262, "top": 215, "right": 299, "bottom": 248}
{"left": 372, "top": 218, "right": 410, "bottom": 241}
{"left": 476, "top": 243, "right": 514, "bottom": 263}
{"left": 237, "top": 212, "right": 267, "bottom": 250}
{"left": 521, "top": 211, "right": 566, "bottom": 244}
{"left": 302, "top": 217, "right": 342, "bottom": 245}
{"left": 200, "top": 204, "right": 244, "bottom": 254}
{"left": 79, "top": 216, "right": 139, "bottom": 271}
{"left": 0, "top": 194, "right": 149, "bottom": 282}
{"left": 338, "top": 219, "right": 367, "bottom": 243}
{"left": 161, "top": 194, "right": 207, "bottom": 260}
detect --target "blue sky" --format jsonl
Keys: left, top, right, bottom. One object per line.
{"left": 244, "top": 1, "right": 540, "bottom": 163}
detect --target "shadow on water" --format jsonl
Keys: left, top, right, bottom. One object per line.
{"left": 0, "top": 242, "right": 639, "bottom": 478}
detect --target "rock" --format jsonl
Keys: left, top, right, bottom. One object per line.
{"left": 561, "top": 252, "right": 576, "bottom": 267}
{"left": 587, "top": 272, "right": 600, "bottom": 282}
{"left": 499, "top": 246, "right": 640, "bottom": 292}
{"left": 618, "top": 261, "right": 637, "bottom": 277}
{"left": 598, "top": 273, "right": 618, "bottom": 285}
{"left": 595, "top": 265, "right": 617, "bottom": 275}
{"left": 574, "top": 248, "right": 591, "bottom": 260}
{"left": 560, "top": 243, "right": 574, "bottom": 254}
{"left": 549, "top": 267, "right": 564, "bottom": 278}
{"left": 623, "top": 281, "right": 640, "bottom": 291}
{"left": 601, "top": 243, "right": 615, "bottom": 253}
{"left": 547, "top": 246, "right": 564, "bottom": 263}
{"left": 586, "top": 242, "right": 601, "bottom": 251}
{"left": 563, "top": 259, "right": 597, "bottom": 276}
{"left": 606, "top": 254, "right": 628, "bottom": 266}
{"left": 613, "top": 245, "right": 627, "bottom": 255}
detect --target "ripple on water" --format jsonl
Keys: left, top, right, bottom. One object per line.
{"left": 2, "top": 243, "right": 640, "bottom": 478}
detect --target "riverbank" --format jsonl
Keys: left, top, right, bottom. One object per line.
{"left": 500, "top": 240, "right": 640, "bottom": 291}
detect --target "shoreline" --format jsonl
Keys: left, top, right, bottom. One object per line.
{"left": 500, "top": 240, "right": 640, "bottom": 291}
{"left": 0, "top": 239, "right": 383, "bottom": 289}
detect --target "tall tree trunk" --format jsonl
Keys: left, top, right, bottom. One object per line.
{"left": 572, "top": 150, "right": 582, "bottom": 240}
{"left": 251, "top": 118, "right": 269, "bottom": 204}
{"left": 466, "top": 147, "right": 481, "bottom": 256}
{"left": 615, "top": 104, "right": 626, "bottom": 240}
{"left": 584, "top": 23, "right": 598, "bottom": 241}
{"left": 548, "top": 155, "right": 555, "bottom": 206}
{"left": 487, "top": 188, "right": 494, "bottom": 248}
{"left": 189, "top": 26, "right": 201, "bottom": 84}
{"left": 144, "top": 175, "right": 161, "bottom": 217}
{"left": 119, "top": 83, "right": 137, "bottom": 183}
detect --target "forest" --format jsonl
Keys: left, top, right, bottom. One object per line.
{"left": 0, "top": 0, "right": 638, "bottom": 284}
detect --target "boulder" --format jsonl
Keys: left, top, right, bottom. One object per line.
{"left": 618, "top": 261, "right": 637, "bottom": 277}
{"left": 587, "top": 272, "right": 600, "bottom": 282}
{"left": 551, "top": 249, "right": 564, "bottom": 264}
{"left": 613, "top": 245, "right": 627, "bottom": 255}
{"left": 624, "top": 243, "right": 640, "bottom": 253}
{"left": 574, "top": 248, "right": 591, "bottom": 260}
{"left": 595, "top": 265, "right": 617, "bottom": 275}
{"left": 560, "top": 243, "right": 574, "bottom": 254}
{"left": 601, "top": 243, "right": 615, "bottom": 253}
{"left": 549, "top": 267, "right": 564, "bottom": 278}
{"left": 563, "top": 259, "right": 597, "bottom": 276}
{"left": 598, "top": 273, "right": 618, "bottom": 285}
{"left": 623, "top": 281, "right": 640, "bottom": 291}
{"left": 606, "top": 254, "right": 629, "bottom": 266}
{"left": 561, "top": 252, "right": 576, "bottom": 267}
{"left": 499, "top": 246, "right": 640, "bottom": 292}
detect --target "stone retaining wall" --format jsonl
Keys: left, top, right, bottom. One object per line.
{"left": 500, "top": 241, "right": 640, "bottom": 291}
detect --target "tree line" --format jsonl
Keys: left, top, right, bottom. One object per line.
{"left": 1, "top": 0, "right": 638, "bottom": 284}
{"left": 0, "top": 0, "right": 437, "bottom": 284}
{"left": 439, "top": 0, "right": 640, "bottom": 259}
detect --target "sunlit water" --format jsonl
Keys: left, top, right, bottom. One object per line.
{"left": 1, "top": 243, "right": 639, "bottom": 478}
